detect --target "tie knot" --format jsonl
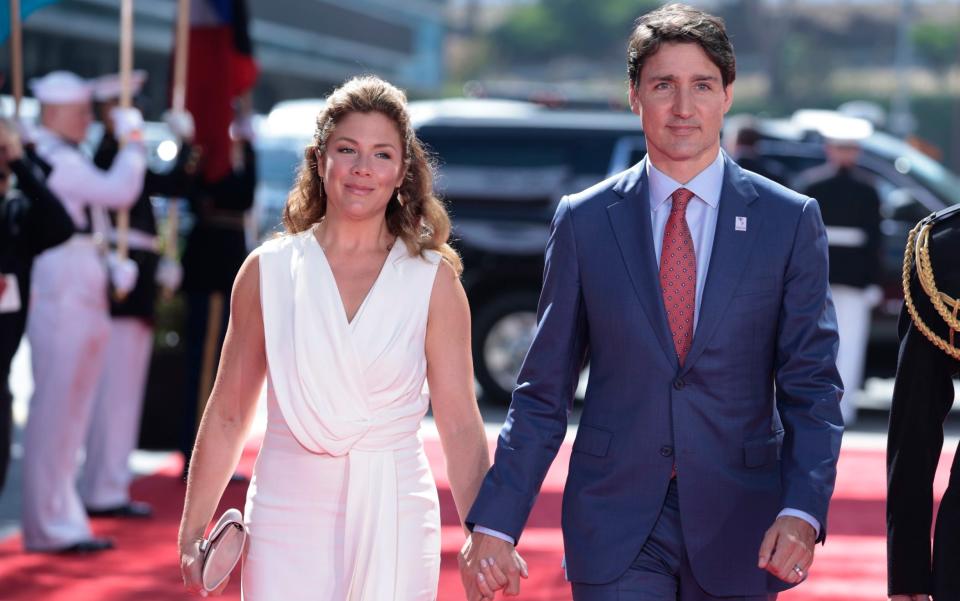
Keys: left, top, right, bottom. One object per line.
{"left": 671, "top": 187, "right": 695, "bottom": 212}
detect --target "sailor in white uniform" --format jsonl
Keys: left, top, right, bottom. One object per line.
{"left": 78, "top": 71, "right": 194, "bottom": 519}
{"left": 21, "top": 71, "right": 146, "bottom": 553}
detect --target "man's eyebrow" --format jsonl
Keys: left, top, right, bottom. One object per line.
{"left": 645, "top": 74, "right": 721, "bottom": 82}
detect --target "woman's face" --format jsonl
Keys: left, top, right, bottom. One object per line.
{"left": 318, "top": 111, "right": 405, "bottom": 222}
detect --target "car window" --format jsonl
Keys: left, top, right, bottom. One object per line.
{"left": 257, "top": 138, "right": 307, "bottom": 189}
{"left": 864, "top": 132, "right": 960, "bottom": 208}
{"left": 417, "top": 126, "right": 621, "bottom": 177}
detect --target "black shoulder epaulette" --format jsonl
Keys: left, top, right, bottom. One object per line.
{"left": 926, "top": 203, "right": 960, "bottom": 227}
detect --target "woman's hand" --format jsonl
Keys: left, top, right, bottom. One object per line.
{"left": 180, "top": 538, "right": 230, "bottom": 596}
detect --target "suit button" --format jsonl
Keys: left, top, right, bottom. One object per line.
{"left": 673, "top": 379, "right": 685, "bottom": 390}
{"left": 659, "top": 446, "right": 674, "bottom": 457}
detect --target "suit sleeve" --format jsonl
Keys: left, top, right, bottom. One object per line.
{"left": 774, "top": 197, "right": 844, "bottom": 541}
{"left": 465, "top": 197, "right": 589, "bottom": 541}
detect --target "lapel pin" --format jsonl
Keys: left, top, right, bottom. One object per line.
{"left": 735, "top": 216, "right": 747, "bottom": 232}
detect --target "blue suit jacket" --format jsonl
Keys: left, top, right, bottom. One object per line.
{"left": 466, "top": 155, "right": 844, "bottom": 596}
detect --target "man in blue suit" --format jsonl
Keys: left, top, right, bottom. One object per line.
{"left": 458, "top": 4, "right": 844, "bottom": 600}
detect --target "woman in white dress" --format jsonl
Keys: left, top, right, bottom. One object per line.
{"left": 178, "top": 76, "right": 514, "bottom": 600}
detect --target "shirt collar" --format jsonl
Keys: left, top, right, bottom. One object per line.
{"left": 646, "top": 150, "right": 725, "bottom": 211}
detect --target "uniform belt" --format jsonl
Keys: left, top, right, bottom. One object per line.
{"left": 108, "top": 229, "right": 160, "bottom": 253}
{"left": 825, "top": 226, "right": 867, "bottom": 248}
{"left": 65, "top": 233, "right": 105, "bottom": 248}
{"left": 199, "top": 211, "right": 246, "bottom": 231}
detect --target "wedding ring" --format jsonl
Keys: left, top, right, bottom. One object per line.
{"left": 792, "top": 564, "right": 804, "bottom": 577}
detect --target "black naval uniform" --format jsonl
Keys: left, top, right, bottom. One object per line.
{"left": 887, "top": 204, "right": 960, "bottom": 600}
{"left": 92, "top": 133, "right": 197, "bottom": 320}
{"left": 0, "top": 154, "right": 75, "bottom": 491}
{"left": 179, "top": 140, "right": 257, "bottom": 470}
{"left": 795, "top": 164, "right": 882, "bottom": 288}
{"left": 733, "top": 152, "right": 788, "bottom": 186}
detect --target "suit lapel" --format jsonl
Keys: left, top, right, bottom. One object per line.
{"left": 681, "top": 155, "right": 761, "bottom": 373}
{"left": 607, "top": 159, "right": 679, "bottom": 368}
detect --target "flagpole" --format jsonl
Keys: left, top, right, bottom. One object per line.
{"left": 115, "top": 0, "right": 133, "bottom": 273}
{"left": 172, "top": 0, "right": 189, "bottom": 114}
{"left": 164, "top": 0, "right": 190, "bottom": 274}
{"left": 10, "top": 0, "right": 23, "bottom": 118}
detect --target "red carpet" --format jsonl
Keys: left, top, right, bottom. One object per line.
{"left": 0, "top": 434, "right": 951, "bottom": 600}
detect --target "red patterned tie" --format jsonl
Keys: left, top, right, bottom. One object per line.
{"left": 660, "top": 187, "right": 697, "bottom": 365}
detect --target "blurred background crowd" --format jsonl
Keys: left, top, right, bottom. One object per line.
{"left": 0, "top": 0, "right": 958, "bottom": 554}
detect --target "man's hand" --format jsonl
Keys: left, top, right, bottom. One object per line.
{"left": 458, "top": 532, "right": 529, "bottom": 600}
{"left": 890, "top": 596, "right": 930, "bottom": 601}
{"left": 758, "top": 515, "right": 816, "bottom": 584}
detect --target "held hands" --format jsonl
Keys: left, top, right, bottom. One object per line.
{"left": 758, "top": 515, "right": 816, "bottom": 584}
{"left": 180, "top": 538, "right": 230, "bottom": 597}
{"left": 458, "top": 532, "right": 529, "bottom": 600}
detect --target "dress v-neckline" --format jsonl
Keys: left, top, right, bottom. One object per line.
{"left": 311, "top": 231, "right": 399, "bottom": 327}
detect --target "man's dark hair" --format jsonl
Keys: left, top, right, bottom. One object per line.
{"left": 627, "top": 3, "right": 736, "bottom": 90}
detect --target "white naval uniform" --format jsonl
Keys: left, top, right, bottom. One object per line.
{"left": 830, "top": 284, "right": 873, "bottom": 425}
{"left": 78, "top": 230, "right": 158, "bottom": 510}
{"left": 22, "top": 127, "right": 145, "bottom": 550}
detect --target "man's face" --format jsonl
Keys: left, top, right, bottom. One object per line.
{"left": 826, "top": 142, "right": 860, "bottom": 169}
{"left": 629, "top": 42, "right": 733, "bottom": 178}
{"left": 42, "top": 101, "right": 93, "bottom": 144}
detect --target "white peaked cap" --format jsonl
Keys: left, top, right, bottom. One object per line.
{"left": 792, "top": 109, "right": 874, "bottom": 145}
{"left": 91, "top": 70, "right": 148, "bottom": 102}
{"left": 29, "top": 71, "right": 93, "bottom": 105}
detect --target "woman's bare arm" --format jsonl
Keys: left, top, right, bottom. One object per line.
{"left": 426, "top": 261, "right": 490, "bottom": 533}
{"left": 178, "top": 252, "right": 266, "bottom": 553}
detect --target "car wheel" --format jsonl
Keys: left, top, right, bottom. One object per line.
{"left": 473, "top": 292, "right": 540, "bottom": 405}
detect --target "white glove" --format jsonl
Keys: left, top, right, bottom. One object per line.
{"left": 864, "top": 284, "right": 884, "bottom": 308}
{"left": 155, "top": 257, "right": 183, "bottom": 292}
{"left": 229, "top": 114, "right": 255, "bottom": 142}
{"left": 107, "top": 253, "right": 139, "bottom": 297}
{"left": 15, "top": 117, "right": 37, "bottom": 145}
{"left": 109, "top": 107, "right": 144, "bottom": 142}
{"left": 163, "top": 109, "right": 195, "bottom": 142}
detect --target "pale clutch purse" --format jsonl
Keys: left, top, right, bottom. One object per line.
{"left": 199, "top": 508, "right": 247, "bottom": 592}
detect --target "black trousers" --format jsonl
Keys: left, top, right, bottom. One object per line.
{"left": 887, "top": 313, "right": 960, "bottom": 600}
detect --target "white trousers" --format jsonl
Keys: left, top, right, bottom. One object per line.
{"left": 22, "top": 243, "right": 110, "bottom": 550}
{"left": 78, "top": 317, "right": 153, "bottom": 509}
{"left": 831, "top": 284, "right": 872, "bottom": 425}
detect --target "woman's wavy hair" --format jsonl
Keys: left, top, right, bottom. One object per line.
{"left": 282, "top": 75, "right": 462, "bottom": 275}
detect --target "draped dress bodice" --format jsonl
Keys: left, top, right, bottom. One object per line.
{"left": 243, "top": 228, "right": 443, "bottom": 600}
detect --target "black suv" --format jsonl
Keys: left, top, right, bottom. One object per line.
{"left": 410, "top": 99, "right": 646, "bottom": 403}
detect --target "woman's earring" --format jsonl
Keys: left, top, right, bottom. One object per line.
{"left": 394, "top": 187, "right": 405, "bottom": 207}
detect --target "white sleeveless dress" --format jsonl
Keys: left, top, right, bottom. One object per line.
{"left": 243, "top": 229, "right": 442, "bottom": 600}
